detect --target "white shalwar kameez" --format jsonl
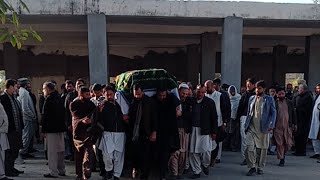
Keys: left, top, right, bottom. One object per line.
{"left": 309, "top": 96, "right": 320, "bottom": 155}
{"left": 98, "top": 132, "right": 126, "bottom": 178}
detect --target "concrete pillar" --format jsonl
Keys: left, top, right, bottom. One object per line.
{"left": 187, "top": 44, "right": 200, "bottom": 85}
{"left": 221, "top": 16, "right": 243, "bottom": 89}
{"left": 201, "top": 32, "right": 217, "bottom": 83}
{"left": 272, "top": 45, "right": 287, "bottom": 85}
{"left": 307, "top": 35, "right": 320, "bottom": 89}
{"left": 3, "top": 43, "right": 20, "bottom": 79}
{"left": 87, "top": 14, "right": 108, "bottom": 84}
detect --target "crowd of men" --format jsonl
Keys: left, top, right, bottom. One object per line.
{"left": 0, "top": 77, "right": 319, "bottom": 180}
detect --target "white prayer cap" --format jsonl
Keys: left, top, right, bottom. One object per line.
{"left": 179, "top": 83, "right": 189, "bottom": 90}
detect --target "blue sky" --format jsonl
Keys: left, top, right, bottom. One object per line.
{"left": 215, "top": 0, "right": 313, "bottom": 3}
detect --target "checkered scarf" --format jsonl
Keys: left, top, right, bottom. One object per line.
{"left": 6, "top": 92, "right": 22, "bottom": 131}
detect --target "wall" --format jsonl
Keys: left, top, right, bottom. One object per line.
{"left": 0, "top": 49, "right": 188, "bottom": 85}
{"left": 0, "top": 49, "right": 307, "bottom": 89}
{"left": 10, "top": 0, "right": 320, "bottom": 20}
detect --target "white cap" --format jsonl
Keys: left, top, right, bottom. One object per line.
{"left": 179, "top": 83, "right": 189, "bottom": 89}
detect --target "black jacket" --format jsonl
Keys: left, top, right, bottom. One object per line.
{"left": 294, "top": 91, "right": 314, "bottom": 136}
{"left": 178, "top": 97, "right": 193, "bottom": 133}
{"left": 154, "top": 94, "right": 181, "bottom": 152}
{"left": 99, "top": 101, "right": 125, "bottom": 132}
{"left": 64, "top": 91, "right": 78, "bottom": 127}
{"left": 41, "top": 91, "right": 66, "bottom": 133}
{"left": 129, "top": 95, "right": 158, "bottom": 137}
{"left": 0, "top": 93, "right": 24, "bottom": 133}
{"left": 192, "top": 96, "right": 218, "bottom": 135}
{"left": 219, "top": 90, "right": 231, "bottom": 123}
{"left": 236, "top": 89, "right": 255, "bottom": 120}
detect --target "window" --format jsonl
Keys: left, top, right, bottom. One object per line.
{"left": 285, "top": 73, "right": 305, "bottom": 87}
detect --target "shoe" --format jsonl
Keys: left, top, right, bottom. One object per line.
{"left": 267, "top": 150, "right": 276, "bottom": 155}
{"left": 64, "top": 155, "right": 71, "bottom": 160}
{"left": 183, "top": 168, "right": 190, "bottom": 175}
{"left": 75, "top": 176, "right": 82, "bottom": 180}
{"left": 28, "top": 148, "right": 39, "bottom": 153}
{"left": 58, "top": 173, "right": 66, "bottom": 176}
{"left": 292, "top": 152, "right": 306, "bottom": 156}
{"left": 43, "top": 173, "right": 58, "bottom": 178}
{"left": 240, "top": 159, "right": 247, "bottom": 166}
{"left": 166, "top": 175, "right": 177, "bottom": 180}
{"left": 106, "top": 171, "right": 113, "bottom": 179}
{"left": 210, "top": 160, "right": 216, "bottom": 167}
{"left": 132, "top": 168, "right": 138, "bottom": 179}
{"left": 215, "top": 159, "right": 221, "bottom": 164}
{"left": 202, "top": 166, "right": 209, "bottom": 176}
{"left": 100, "top": 169, "right": 107, "bottom": 177}
{"left": 13, "top": 168, "right": 24, "bottom": 174}
{"left": 91, "top": 167, "right": 97, "bottom": 172}
{"left": 190, "top": 174, "right": 200, "bottom": 179}
{"left": 246, "top": 168, "right": 256, "bottom": 176}
{"left": 279, "top": 159, "right": 285, "bottom": 167}
{"left": 113, "top": 176, "right": 120, "bottom": 180}
{"left": 5, "top": 172, "right": 19, "bottom": 177}
{"left": 20, "top": 153, "right": 35, "bottom": 159}
{"left": 310, "top": 154, "right": 320, "bottom": 159}
{"left": 70, "top": 156, "right": 75, "bottom": 161}
{"left": 0, "top": 177, "right": 13, "bottom": 180}
{"left": 257, "top": 169, "right": 264, "bottom": 175}
{"left": 14, "top": 155, "right": 25, "bottom": 165}
{"left": 177, "top": 175, "right": 184, "bottom": 179}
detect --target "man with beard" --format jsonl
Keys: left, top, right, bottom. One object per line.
{"left": 65, "top": 79, "right": 84, "bottom": 161}
{"left": 90, "top": 84, "right": 105, "bottom": 106}
{"left": 89, "top": 83, "right": 106, "bottom": 176}
{"left": 212, "top": 79, "right": 231, "bottom": 125}
{"left": 225, "top": 85, "right": 241, "bottom": 152}
{"left": 204, "top": 80, "right": 226, "bottom": 165}
{"left": 153, "top": 88, "right": 180, "bottom": 180}
{"left": 129, "top": 84, "right": 157, "bottom": 180}
{"left": 189, "top": 84, "right": 218, "bottom": 179}
{"left": 308, "top": 84, "right": 320, "bottom": 161}
{"left": 98, "top": 85, "right": 126, "bottom": 180}
{"left": 17, "top": 78, "right": 37, "bottom": 159}
{"left": 293, "top": 84, "right": 314, "bottom": 156}
{"left": 70, "top": 87, "right": 97, "bottom": 180}
{"left": 0, "top": 100, "right": 11, "bottom": 180}
{"left": 244, "top": 80, "right": 276, "bottom": 176}
{"left": 236, "top": 78, "right": 256, "bottom": 165}
{"left": 168, "top": 83, "right": 192, "bottom": 179}
{"left": 274, "top": 87, "right": 296, "bottom": 166}
{"left": 41, "top": 81, "right": 66, "bottom": 178}
{"left": 63, "top": 80, "right": 75, "bottom": 161}
{"left": 0, "top": 80, "right": 24, "bottom": 177}
{"left": 286, "top": 83, "right": 294, "bottom": 100}
{"left": 26, "top": 83, "right": 39, "bottom": 152}
{"left": 267, "top": 85, "right": 277, "bottom": 156}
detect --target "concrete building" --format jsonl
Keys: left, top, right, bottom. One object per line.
{"left": 1, "top": 0, "right": 320, "bottom": 92}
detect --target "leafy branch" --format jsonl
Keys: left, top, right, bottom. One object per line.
{"left": 0, "top": 0, "right": 42, "bottom": 49}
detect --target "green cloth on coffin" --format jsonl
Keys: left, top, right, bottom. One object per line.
{"left": 115, "top": 69, "right": 178, "bottom": 94}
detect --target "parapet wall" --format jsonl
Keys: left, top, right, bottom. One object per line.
{"left": 9, "top": 0, "right": 320, "bottom": 20}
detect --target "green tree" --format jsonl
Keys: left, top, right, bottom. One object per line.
{"left": 0, "top": 0, "right": 42, "bottom": 49}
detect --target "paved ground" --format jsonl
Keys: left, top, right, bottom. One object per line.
{"left": 12, "top": 144, "right": 320, "bottom": 180}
